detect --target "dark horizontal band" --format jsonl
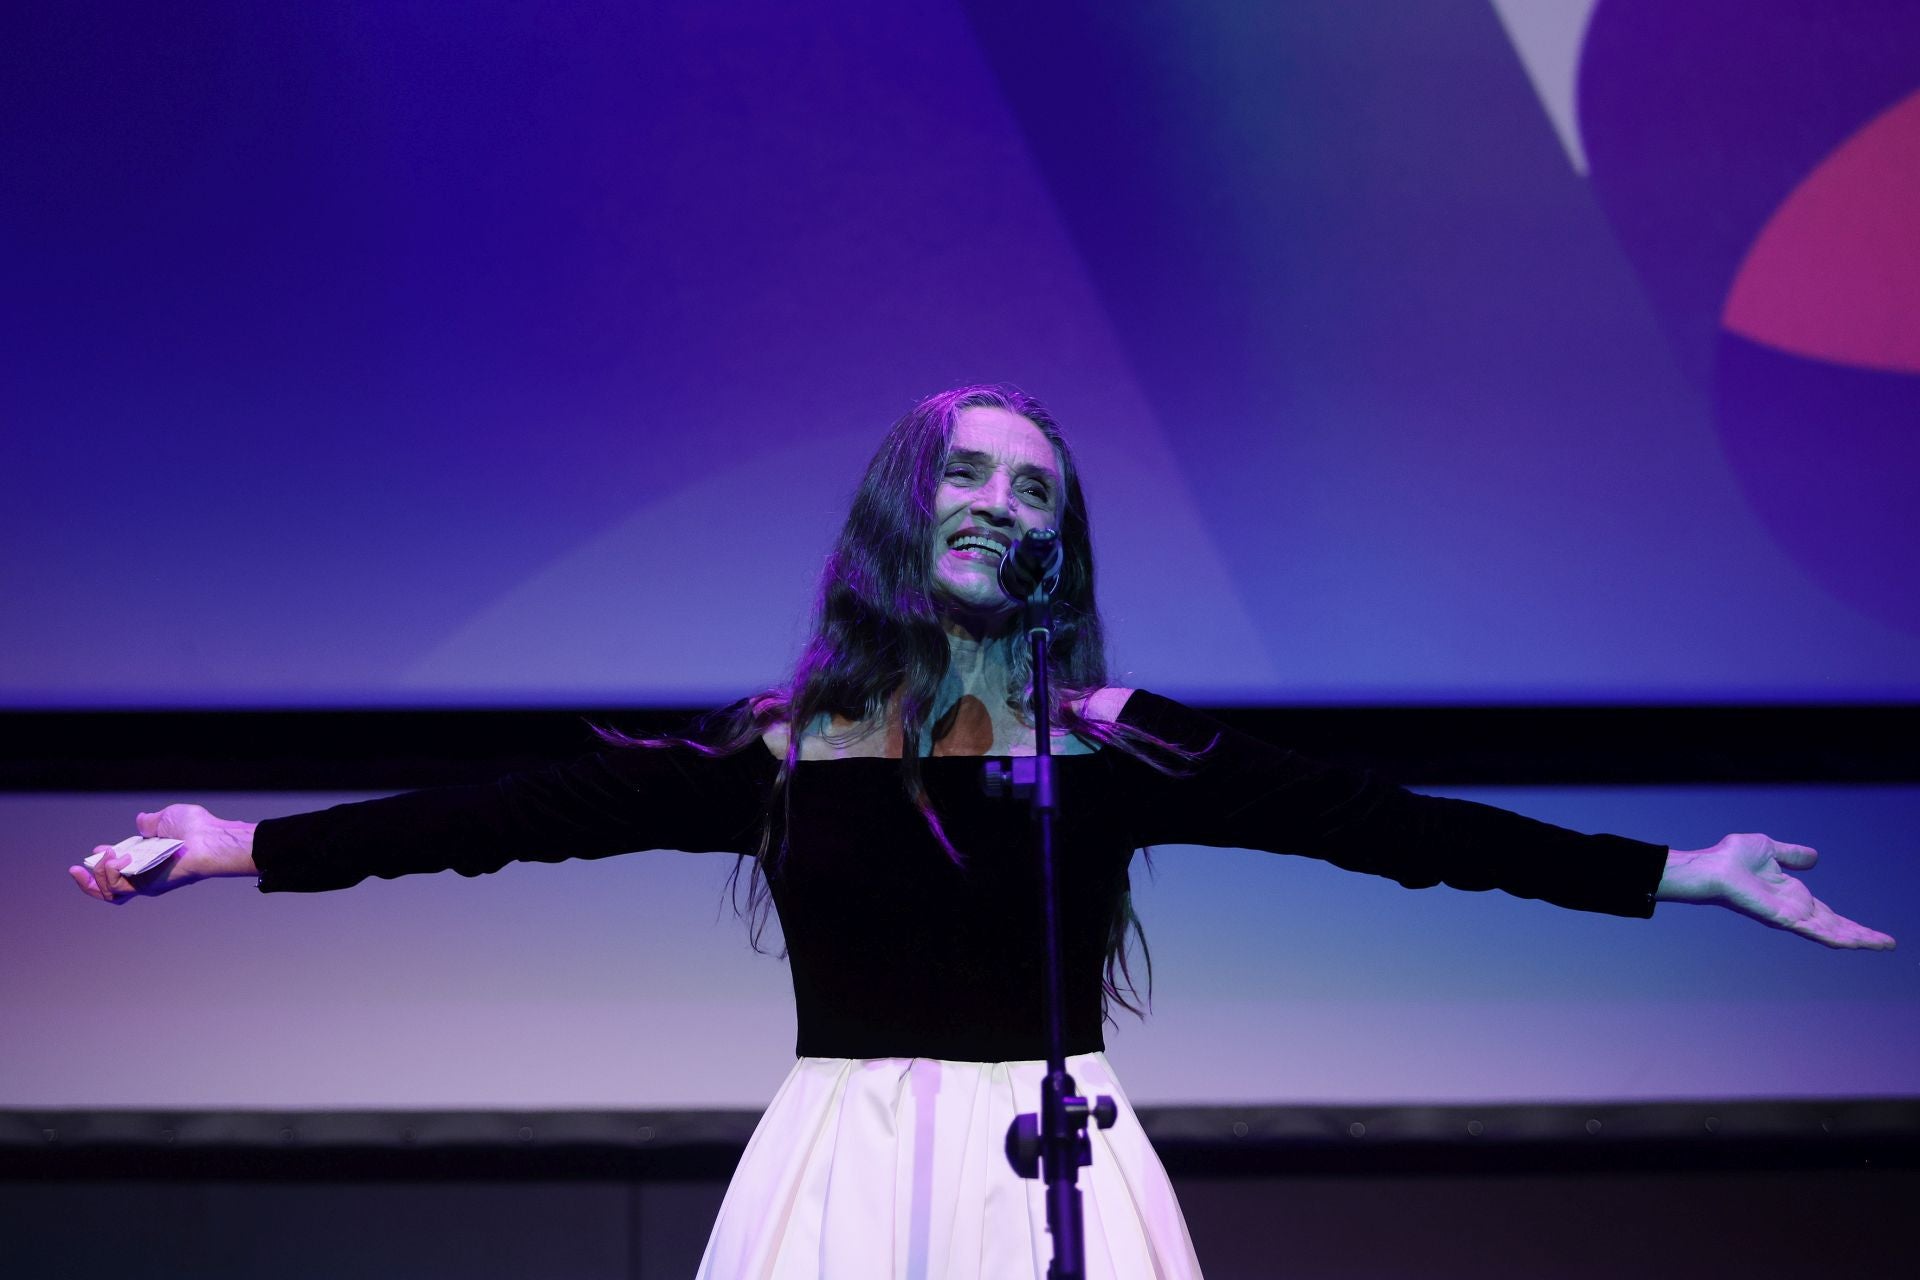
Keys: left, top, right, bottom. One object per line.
{"left": 4, "top": 1098, "right": 1915, "bottom": 1178}
{"left": 3, "top": 704, "right": 1916, "bottom": 791}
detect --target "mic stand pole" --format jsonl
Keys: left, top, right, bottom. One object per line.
{"left": 1000, "top": 577, "right": 1117, "bottom": 1280}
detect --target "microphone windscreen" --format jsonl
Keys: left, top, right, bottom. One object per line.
{"left": 998, "top": 527, "right": 1062, "bottom": 600}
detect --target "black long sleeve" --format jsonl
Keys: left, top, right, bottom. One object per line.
{"left": 1112, "top": 691, "right": 1667, "bottom": 918}
{"left": 253, "top": 743, "right": 773, "bottom": 893}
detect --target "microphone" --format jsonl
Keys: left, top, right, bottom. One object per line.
{"left": 998, "top": 527, "right": 1063, "bottom": 601}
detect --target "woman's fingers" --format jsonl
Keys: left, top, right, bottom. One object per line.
{"left": 1767, "top": 838, "right": 1819, "bottom": 871}
{"left": 73, "top": 848, "right": 128, "bottom": 903}
{"left": 1754, "top": 869, "right": 1896, "bottom": 949}
{"left": 69, "top": 864, "right": 105, "bottom": 900}
{"left": 1794, "top": 896, "right": 1896, "bottom": 950}
{"left": 72, "top": 846, "right": 111, "bottom": 900}
{"left": 99, "top": 851, "right": 133, "bottom": 900}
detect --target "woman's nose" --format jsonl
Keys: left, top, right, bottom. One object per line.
{"left": 971, "top": 475, "right": 1014, "bottom": 521}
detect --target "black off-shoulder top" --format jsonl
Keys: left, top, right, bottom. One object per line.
{"left": 253, "top": 691, "right": 1667, "bottom": 1061}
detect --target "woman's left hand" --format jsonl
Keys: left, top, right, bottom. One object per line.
{"left": 1656, "top": 833, "right": 1896, "bottom": 949}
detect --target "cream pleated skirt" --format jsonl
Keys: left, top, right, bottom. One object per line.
{"left": 696, "top": 1052, "right": 1203, "bottom": 1279}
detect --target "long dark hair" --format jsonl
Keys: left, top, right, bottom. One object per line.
{"left": 604, "top": 384, "right": 1203, "bottom": 1019}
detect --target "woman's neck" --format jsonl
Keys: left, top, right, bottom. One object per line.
{"left": 937, "top": 625, "right": 1014, "bottom": 706}
{"left": 781, "top": 624, "right": 1094, "bottom": 760}
{"left": 914, "top": 627, "right": 1016, "bottom": 755}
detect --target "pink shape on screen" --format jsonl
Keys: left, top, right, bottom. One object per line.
{"left": 1721, "top": 87, "right": 1920, "bottom": 374}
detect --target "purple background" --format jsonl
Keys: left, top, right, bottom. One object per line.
{"left": 5, "top": 1, "right": 1915, "bottom": 1110}
{"left": 7, "top": 0, "right": 1918, "bottom": 706}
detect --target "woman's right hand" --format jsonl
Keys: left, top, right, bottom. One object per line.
{"left": 69, "top": 804, "right": 258, "bottom": 904}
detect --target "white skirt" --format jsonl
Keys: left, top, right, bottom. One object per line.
{"left": 696, "top": 1052, "right": 1203, "bottom": 1279}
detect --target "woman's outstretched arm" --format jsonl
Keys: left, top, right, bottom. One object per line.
{"left": 68, "top": 740, "right": 774, "bottom": 901}
{"left": 1109, "top": 691, "right": 1898, "bottom": 949}
{"left": 69, "top": 804, "right": 257, "bottom": 903}
{"left": 1656, "top": 833, "right": 1896, "bottom": 949}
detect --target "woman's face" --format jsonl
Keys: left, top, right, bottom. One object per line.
{"left": 929, "top": 404, "right": 1063, "bottom": 626}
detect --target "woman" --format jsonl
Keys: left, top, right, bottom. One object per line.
{"left": 72, "top": 384, "right": 1895, "bottom": 1278}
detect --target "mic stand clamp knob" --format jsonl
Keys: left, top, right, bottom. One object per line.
{"left": 1004, "top": 1093, "right": 1119, "bottom": 1180}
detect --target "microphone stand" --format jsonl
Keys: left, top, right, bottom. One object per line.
{"left": 992, "top": 539, "right": 1118, "bottom": 1280}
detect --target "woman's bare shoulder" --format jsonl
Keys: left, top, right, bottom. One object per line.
{"left": 1073, "top": 686, "right": 1138, "bottom": 728}
{"left": 759, "top": 715, "right": 894, "bottom": 760}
